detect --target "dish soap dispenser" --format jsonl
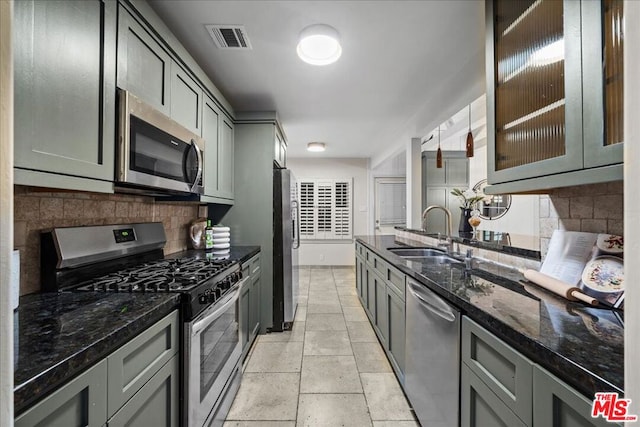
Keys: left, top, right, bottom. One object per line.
{"left": 205, "top": 219, "right": 214, "bottom": 251}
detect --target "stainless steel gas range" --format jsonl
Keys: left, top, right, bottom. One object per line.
{"left": 41, "top": 222, "right": 245, "bottom": 427}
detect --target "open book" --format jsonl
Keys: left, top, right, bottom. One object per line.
{"left": 541, "top": 230, "right": 624, "bottom": 308}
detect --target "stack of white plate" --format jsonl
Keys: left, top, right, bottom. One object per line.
{"left": 211, "top": 225, "right": 231, "bottom": 259}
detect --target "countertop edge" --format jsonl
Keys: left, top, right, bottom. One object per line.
{"left": 355, "top": 236, "right": 623, "bottom": 398}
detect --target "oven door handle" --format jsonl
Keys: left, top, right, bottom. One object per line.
{"left": 192, "top": 279, "right": 246, "bottom": 335}
{"left": 189, "top": 139, "right": 203, "bottom": 193}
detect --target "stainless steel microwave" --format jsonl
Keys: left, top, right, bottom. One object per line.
{"left": 116, "top": 89, "right": 204, "bottom": 195}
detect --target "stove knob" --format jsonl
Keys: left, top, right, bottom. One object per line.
{"left": 198, "top": 293, "right": 207, "bottom": 304}
{"left": 207, "top": 293, "right": 217, "bottom": 303}
{"left": 215, "top": 288, "right": 222, "bottom": 299}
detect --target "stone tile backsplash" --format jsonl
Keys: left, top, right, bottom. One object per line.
{"left": 539, "top": 181, "right": 623, "bottom": 258}
{"left": 14, "top": 185, "right": 205, "bottom": 295}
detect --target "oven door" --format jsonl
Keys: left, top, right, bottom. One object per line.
{"left": 118, "top": 89, "right": 204, "bottom": 194}
{"left": 185, "top": 279, "right": 245, "bottom": 427}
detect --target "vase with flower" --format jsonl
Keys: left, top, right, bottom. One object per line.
{"left": 451, "top": 188, "right": 486, "bottom": 234}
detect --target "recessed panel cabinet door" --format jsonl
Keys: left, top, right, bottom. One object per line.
{"left": 387, "top": 287, "right": 405, "bottom": 376}
{"left": 15, "top": 360, "right": 108, "bottom": 427}
{"left": 170, "top": 61, "right": 203, "bottom": 135}
{"left": 202, "top": 96, "right": 221, "bottom": 197}
{"left": 107, "top": 356, "right": 179, "bottom": 427}
{"left": 533, "top": 365, "right": 617, "bottom": 427}
{"left": 14, "top": 0, "right": 116, "bottom": 182}
{"left": 117, "top": 6, "right": 171, "bottom": 116}
{"left": 218, "top": 117, "right": 235, "bottom": 200}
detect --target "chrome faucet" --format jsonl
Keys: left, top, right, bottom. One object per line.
{"left": 421, "top": 205, "right": 453, "bottom": 236}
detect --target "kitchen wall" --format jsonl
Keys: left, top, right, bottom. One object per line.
{"left": 468, "top": 145, "right": 540, "bottom": 238}
{"left": 539, "top": 181, "right": 623, "bottom": 258}
{"left": 13, "top": 185, "right": 204, "bottom": 295}
{"left": 286, "top": 157, "right": 369, "bottom": 266}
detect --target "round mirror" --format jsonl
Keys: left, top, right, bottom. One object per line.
{"left": 472, "top": 179, "right": 512, "bottom": 220}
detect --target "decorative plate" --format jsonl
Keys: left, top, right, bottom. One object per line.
{"left": 581, "top": 256, "right": 624, "bottom": 293}
{"left": 596, "top": 234, "right": 624, "bottom": 254}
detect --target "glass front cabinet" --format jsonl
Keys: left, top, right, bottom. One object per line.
{"left": 486, "top": 0, "right": 624, "bottom": 193}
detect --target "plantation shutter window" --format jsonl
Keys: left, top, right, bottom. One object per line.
{"left": 296, "top": 178, "right": 353, "bottom": 240}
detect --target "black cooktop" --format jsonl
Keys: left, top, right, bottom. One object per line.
{"left": 73, "top": 257, "right": 235, "bottom": 292}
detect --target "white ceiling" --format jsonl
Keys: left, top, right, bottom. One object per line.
{"left": 148, "top": 0, "right": 486, "bottom": 162}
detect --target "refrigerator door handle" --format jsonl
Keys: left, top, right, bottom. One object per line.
{"left": 292, "top": 200, "right": 301, "bottom": 249}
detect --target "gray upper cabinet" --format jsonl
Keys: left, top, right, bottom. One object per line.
{"left": 218, "top": 117, "right": 235, "bottom": 200}
{"left": 485, "top": 0, "right": 624, "bottom": 194}
{"left": 117, "top": 5, "right": 171, "bottom": 116}
{"left": 202, "top": 95, "right": 234, "bottom": 203}
{"left": 15, "top": 359, "right": 108, "bottom": 427}
{"left": 14, "top": 0, "right": 116, "bottom": 192}
{"left": 170, "top": 61, "right": 203, "bottom": 135}
{"left": 202, "top": 95, "right": 221, "bottom": 197}
{"left": 274, "top": 129, "right": 287, "bottom": 168}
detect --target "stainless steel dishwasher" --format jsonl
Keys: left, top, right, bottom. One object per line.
{"left": 405, "top": 278, "right": 460, "bottom": 427}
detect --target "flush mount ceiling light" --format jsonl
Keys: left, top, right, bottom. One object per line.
{"left": 307, "top": 142, "right": 326, "bottom": 152}
{"left": 297, "top": 24, "right": 342, "bottom": 65}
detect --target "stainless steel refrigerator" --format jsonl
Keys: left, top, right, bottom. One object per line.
{"left": 273, "top": 168, "right": 300, "bottom": 332}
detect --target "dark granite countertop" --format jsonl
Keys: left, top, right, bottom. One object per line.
{"left": 13, "top": 292, "right": 180, "bottom": 415}
{"left": 396, "top": 227, "right": 541, "bottom": 260}
{"left": 13, "top": 246, "right": 260, "bottom": 414}
{"left": 356, "top": 234, "right": 623, "bottom": 398}
{"left": 166, "top": 245, "right": 261, "bottom": 265}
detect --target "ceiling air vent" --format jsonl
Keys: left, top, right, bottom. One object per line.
{"left": 205, "top": 25, "right": 252, "bottom": 50}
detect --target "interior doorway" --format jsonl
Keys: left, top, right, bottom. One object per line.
{"left": 374, "top": 177, "right": 406, "bottom": 235}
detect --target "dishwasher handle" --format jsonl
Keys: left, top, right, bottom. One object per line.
{"left": 407, "top": 281, "right": 457, "bottom": 322}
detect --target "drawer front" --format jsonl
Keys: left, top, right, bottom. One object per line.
{"left": 365, "top": 248, "right": 374, "bottom": 265}
{"left": 385, "top": 264, "right": 405, "bottom": 300}
{"left": 355, "top": 242, "right": 365, "bottom": 258}
{"left": 16, "top": 359, "right": 108, "bottom": 427}
{"left": 107, "top": 310, "right": 179, "bottom": 417}
{"left": 108, "top": 355, "right": 180, "bottom": 427}
{"left": 462, "top": 316, "right": 533, "bottom": 425}
{"left": 461, "top": 364, "right": 528, "bottom": 427}
{"left": 370, "top": 252, "right": 387, "bottom": 279}
{"left": 250, "top": 255, "right": 261, "bottom": 276}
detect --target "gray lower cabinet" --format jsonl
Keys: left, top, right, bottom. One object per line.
{"left": 364, "top": 267, "right": 376, "bottom": 322}
{"left": 249, "top": 257, "right": 262, "bottom": 338}
{"left": 16, "top": 311, "right": 179, "bottom": 427}
{"left": 462, "top": 316, "right": 617, "bottom": 427}
{"left": 240, "top": 254, "right": 261, "bottom": 357}
{"left": 373, "top": 271, "right": 388, "bottom": 346}
{"left": 533, "top": 366, "right": 616, "bottom": 427}
{"left": 386, "top": 285, "right": 405, "bottom": 377}
{"left": 14, "top": 0, "right": 116, "bottom": 192}
{"left": 461, "top": 363, "right": 528, "bottom": 427}
{"left": 15, "top": 359, "right": 108, "bottom": 427}
{"left": 355, "top": 256, "right": 365, "bottom": 302}
{"left": 107, "top": 310, "right": 179, "bottom": 416}
{"left": 117, "top": 5, "right": 171, "bottom": 116}
{"left": 108, "top": 355, "right": 179, "bottom": 427}
{"left": 462, "top": 316, "right": 533, "bottom": 425}
{"left": 356, "top": 244, "right": 406, "bottom": 381}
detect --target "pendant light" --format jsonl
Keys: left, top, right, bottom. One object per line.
{"left": 436, "top": 125, "right": 443, "bottom": 168}
{"left": 466, "top": 104, "right": 474, "bottom": 158}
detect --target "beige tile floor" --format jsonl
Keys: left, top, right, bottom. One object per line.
{"left": 225, "top": 266, "right": 419, "bottom": 427}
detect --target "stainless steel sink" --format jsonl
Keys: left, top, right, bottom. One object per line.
{"left": 387, "top": 247, "right": 461, "bottom": 264}
{"left": 387, "top": 248, "right": 446, "bottom": 257}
